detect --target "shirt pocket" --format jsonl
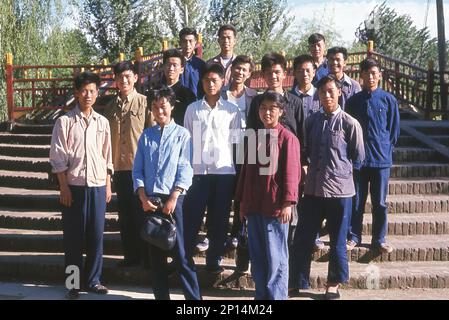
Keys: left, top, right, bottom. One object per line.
{"left": 329, "top": 129, "right": 345, "bottom": 149}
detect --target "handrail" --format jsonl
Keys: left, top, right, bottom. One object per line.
{"left": 4, "top": 42, "right": 448, "bottom": 122}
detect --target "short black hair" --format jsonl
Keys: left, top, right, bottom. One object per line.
{"left": 74, "top": 71, "right": 100, "bottom": 91}
{"left": 308, "top": 33, "right": 325, "bottom": 45}
{"left": 179, "top": 27, "right": 198, "bottom": 40}
{"left": 113, "top": 60, "right": 137, "bottom": 75}
{"left": 147, "top": 85, "right": 177, "bottom": 107}
{"left": 231, "top": 55, "right": 255, "bottom": 72}
{"left": 316, "top": 74, "right": 342, "bottom": 91}
{"left": 218, "top": 24, "right": 237, "bottom": 37}
{"left": 293, "top": 54, "right": 316, "bottom": 71}
{"left": 327, "top": 46, "right": 348, "bottom": 60}
{"left": 202, "top": 63, "right": 225, "bottom": 80}
{"left": 163, "top": 49, "right": 186, "bottom": 67}
{"left": 259, "top": 91, "right": 285, "bottom": 111}
{"left": 360, "top": 58, "right": 381, "bottom": 73}
{"left": 261, "top": 53, "right": 287, "bottom": 72}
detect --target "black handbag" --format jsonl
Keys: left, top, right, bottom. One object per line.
{"left": 140, "top": 212, "right": 177, "bottom": 251}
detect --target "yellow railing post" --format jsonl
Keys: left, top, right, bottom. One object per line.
{"left": 163, "top": 40, "right": 168, "bottom": 51}
{"left": 135, "top": 47, "right": 143, "bottom": 61}
{"left": 6, "top": 53, "right": 13, "bottom": 66}
{"left": 119, "top": 53, "right": 125, "bottom": 62}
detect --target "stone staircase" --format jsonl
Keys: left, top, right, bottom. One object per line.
{"left": 1, "top": 118, "right": 449, "bottom": 293}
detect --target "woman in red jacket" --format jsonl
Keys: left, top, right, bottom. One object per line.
{"left": 235, "top": 91, "right": 301, "bottom": 300}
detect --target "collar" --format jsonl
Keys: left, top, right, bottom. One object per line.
{"left": 74, "top": 105, "right": 98, "bottom": 122}
{"left": 320, "top": 106, "right": 342, "bottom": 116}
{"left": 155, "top": 119, "right": 176, "bottom": 133}
{"left": 117, "top": 89, "right": 137, "bottom": 103}
{"left": 295, "top": 85, "right": 315, "bottom": 97}
{"left": 337, "top": 74, "right": 353, "bottom": 86}
{"left": 201, "top": 97, "right": 224, "bottom": 110}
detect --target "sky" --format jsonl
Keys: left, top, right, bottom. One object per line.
{"left": 287, "top": 0, "right": 449, "bottom": 44}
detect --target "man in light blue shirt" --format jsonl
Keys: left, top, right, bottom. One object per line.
{"left": 133, "top": 86, "right": 201, "bottom": 300}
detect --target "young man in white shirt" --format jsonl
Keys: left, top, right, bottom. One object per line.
{"left": 183, "top": 63, "right": 242, "bottom": 273}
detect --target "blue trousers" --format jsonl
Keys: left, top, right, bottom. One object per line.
{"left": 62, "top": 186, "right": 106, "bottom": 288}
{"left": 348, "top": 167, "right": 390, "bottom": 246}
{"left": 114, "top": 171, "right": 145, "bottom": 264}
{"left": 290, "top": 195, "right": 351, "bottom": 289}
{"left": 147, "top": 195, "right": 202, "bottom": 300}
{"left": 247, "top": 214, "right": 289, "bottom": 300}
{"left": 183, "top": 174, "right": 235, "bottom": 268}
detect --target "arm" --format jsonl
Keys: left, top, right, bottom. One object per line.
{"left": 348, "top": 118, "right": 365, "bottom": 166}
{"left": 388, "top": 96, "right": 401, "bottom": 146}
{"left": 104, "top": 121, "right": 113, "bottom": 203}
{"left": 49, "top": 118, "right": 71, "bottom": 207}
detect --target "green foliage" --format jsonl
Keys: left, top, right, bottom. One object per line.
{"left": 355, "top": 1, "right": 439, "bottom": 69}
{"left": 80, "top": 0, "right": 161, "bottom": 61}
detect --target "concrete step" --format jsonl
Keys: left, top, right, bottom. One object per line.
{"left": 396, "top": 135, "right": 424, "bottom": 147}
{"left": 0, "top": 170, "right": 52, "bottom": 190}
{"left": 430, "top": 135, "right": 449, "bottom": 147}
{"left": 0, "top": 133, "right": 51, "bottom": 146}
{"left": 393, "top": 147, "right": 439, "bottom": 162}
{"left": 0, "top": 144, "right": 50, "bottom": 158}
{"left": 388, "top": 178, "right": 449, "bottom": 195}
{"left": 0, "top": 155, "right": 50, "bottom": 173}
{"left": 367, "top": 194, "right": 449, "bottom": 214}
{"left": 391, "top": 163, "right": 449, "bottom": 178}
{"left": 1, "top": 252, "right": 448, "bottom": 289}
{"left": 415, "top": 126, "right": 449, "bottom": 136}
{"left": 313, "top": 235, "right": 449, "bottom": 263}
{"left": 11, "top": 123, "right": 54, "bottom": 135}
{"left": 361, "top": 213, "right": 449, "bottom": 236}
{"left": 0, "top": 210, "right": 119, "bottom": 231}
{"left": 0, "top": 188, "right": 118, "bottom": 212}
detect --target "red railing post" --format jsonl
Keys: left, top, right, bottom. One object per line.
{"left": 196, "top": 33, "right": 203, "bottom": 59}
{"left": 5, "top": 53, "right": 14, "bottom": 122}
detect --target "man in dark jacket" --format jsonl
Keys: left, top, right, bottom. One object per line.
{"left": 345, "top": 58, "right": 400, "bottom": 254}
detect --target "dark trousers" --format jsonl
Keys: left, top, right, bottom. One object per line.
{"left": 348, "top": 167, "right": 391, "bottom": 246}
{"left": 62, "top": 185, "right": 106, "bottom": 288}
{"left": 147, "top": 195, "right": 202, "bottom": 300}
{"left": 290, "top": 195, "right": 351, "bottom": 289}
{"left": 231, "top": 200, "right": 250, "bottom": 272}
{"left": 114, "top": 171, "right": 146, "bottom": 264}
{"left": 183, "top": 174, "right": 235, "bottom": 268}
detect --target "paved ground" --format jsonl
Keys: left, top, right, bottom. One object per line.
{"left": 1, "top": 281, "right": 449, "bottom": 300}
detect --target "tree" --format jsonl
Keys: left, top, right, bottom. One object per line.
{"left": 355, "top": 2, "right": 439, "bottom": 69}
{"left": 157, "top": 0, "right": 207, "bottom": 40}
{"left": 80, "top": 0, "right": 161, "bottom": 61}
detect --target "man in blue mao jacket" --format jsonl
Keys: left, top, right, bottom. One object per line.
{"left": 345, "top": 58, "right": 400, "bottom": 253}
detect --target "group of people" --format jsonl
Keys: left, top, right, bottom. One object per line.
{"left": 49, "top": 25, "right": 400, "bottom": 300}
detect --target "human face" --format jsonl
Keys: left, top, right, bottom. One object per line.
{"left": 259, "top": 100, "right": 283, "bottom": 129}
{"left": 318, "top": 80, "right": 341, "bottom": 114}
{"left": 180, "top": 34, "right": 196, "bottom": 58}
{"left": 231, "top": 62, "right": 251, "bottom": 85}
{"left": 151, "top": 97, "right": 173, "bottom": 126}
{"left": 328, "top": 53, "right": 346, "bottom": 77}
{"left": 309, "top": 40, "right": 326, "bottom": 60}
{"left": 163, "top": 57, "right": 184, "bottom": 85}
{"left": 202, "top": 72, "right": 223, "bottom": 97}
{"left": 115, "top": 70, "right": 138, "bottom": 97}
{"left": 294, "top": 61, "right": 316, "bottom": 89}
{"left": 75, "top": 83, "right": 98, "bottom": 113}
{"left": 263, "top": 64, "right": 286, "bottom": 92}
{"left": 361, "top": 66, "right": 381, "bottom": 92}
{"left": 218, "top": 29, "right": 236, "bottom": 56}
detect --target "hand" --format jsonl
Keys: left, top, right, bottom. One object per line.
{"left": 279, "top": 203, "right": 292, "bottom": 224}
{"left": 162, "top": 194, "right": 177, "bottom": 216}
{"left": 141, "top": 198, "right": 158, "bottom": 212}
{"left": 59, "top": 185, "right": 72, "bottom": 207}
{"left": 105, "top": 180, "right": 112, "bottom": 204}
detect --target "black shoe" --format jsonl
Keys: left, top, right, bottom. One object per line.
{"left": 324, "top": 289, "right": 340, "bottom": 300}
{"left": 88, "top": 284, "right": 108, "bottom": 295}
{"left": 288, "top": 288, "right": 300, "bottom": 297}
{"left": 66, "top": 289, "right": 80, "bottom": 300}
